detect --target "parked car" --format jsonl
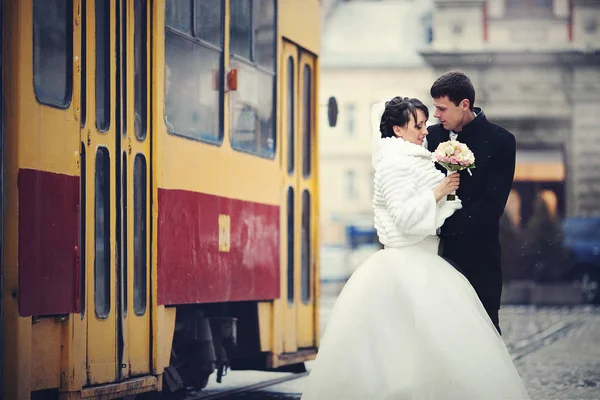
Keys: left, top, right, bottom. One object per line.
{"left": 562, "top": 217, "right": 600, "bottom": 303}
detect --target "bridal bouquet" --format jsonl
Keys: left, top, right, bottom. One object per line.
{"left": 433, "top": 140, "right": 475, "bottom": 200}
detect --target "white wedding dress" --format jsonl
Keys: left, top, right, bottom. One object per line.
{"left": 300, "top": 105, "right": 530, "bottom": 400}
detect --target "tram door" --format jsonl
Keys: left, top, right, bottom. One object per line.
{"left": 281, "top": 39, "right": 318, "bottom": 353}
{"left": 83, "top": 0, "right": 151, "bottom": 385}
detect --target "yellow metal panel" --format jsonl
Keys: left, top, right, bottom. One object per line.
{"left": 257, "top": 302, "right": 273, "bottom": 352}
{"left": 123, "top": 0, "right": 152, "bottom": 378}
{"left": 150, "top": 0, "right": 166, "bottom": 375}
{"left": 60, "top": 316, "right": 87, "bottom": 392}
{"left": 280, "top": 40, "right": 299, "bottom": 354}
{"left": 85, "top": 0, "right": 119, "bottom": 385}
{"left": 154, "top": 306, "right": 177, "bottom": 373}
{"left": 61, "top": 0, "right": 87, "bottom": 393}
{"left": 31, "top": 315, "right": 86, "bottom": 393}
{"left": 2, "top": 0, "right": 58, "bottom": 398}
{"left": 156, "top": 131, "right": 281, "bottom": 204}
{"left": 313, "top": 56, "right": 321, "bottom": 349}
{"left": 79, "top": 375, "right": 159, "bottom": 399}
{"left": 296, "top": 51, "right": 317, "bottom": 349}
{"left": 279, "top": 0, "right": 320, "bottom": 55}
{"left": 31, "top": 319, "right": 62, "bottom": 390}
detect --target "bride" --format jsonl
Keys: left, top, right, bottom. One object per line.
{"left": 300, "top": 97, "right": 530, "bottom": 399}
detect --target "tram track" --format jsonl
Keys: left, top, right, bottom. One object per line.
{"left": 184, "top": 371, "right": 308, "bottom": 400}
{"left": 180, "top": 316, "right": 584, "bottom": 399}
{"left": 508, "top": 319, "right": 584, "bottom": 361}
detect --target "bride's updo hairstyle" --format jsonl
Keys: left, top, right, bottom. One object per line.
{"left": 379, "top": 96, "right": 429, "bottom": 139}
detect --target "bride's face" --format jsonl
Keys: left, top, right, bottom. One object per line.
{"left": 395, "top": 109, "right": 428, "bottom": 146}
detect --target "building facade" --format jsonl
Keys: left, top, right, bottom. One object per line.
{"left": 319, "top": 0, "right": 600, "bottom": 249}
{"left": 421, "top": 0, "right": 600, "bottom": 223}
{"left": 319, "top": 0, "right": 435, "bottom": 246}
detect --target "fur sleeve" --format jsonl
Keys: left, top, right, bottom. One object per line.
{"left": 376, "top": 157, "right": 439, "bottom": 236}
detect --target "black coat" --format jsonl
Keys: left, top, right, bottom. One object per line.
{"left": 426, "top": 108, "right": 516, "bottom": 332}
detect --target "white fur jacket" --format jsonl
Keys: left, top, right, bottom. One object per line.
{"left": 372, "top": 137, "right": 462, "bottom": 248}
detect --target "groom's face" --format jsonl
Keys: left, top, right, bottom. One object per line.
{"left": 433, "top": 96, "right": 469, "bottom": 132}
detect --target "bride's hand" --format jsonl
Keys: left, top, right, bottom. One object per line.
{"left": 433, "top": 174, "right": 460, "bottom": 202}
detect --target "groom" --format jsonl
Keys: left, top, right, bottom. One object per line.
{"left": 426, "top": 71, "right": 516, "bottom": 335}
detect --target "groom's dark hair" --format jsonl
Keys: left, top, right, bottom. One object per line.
{"left": 430, "top": 71, "right": 475, "bottom": 111}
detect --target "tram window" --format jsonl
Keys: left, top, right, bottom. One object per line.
{"left": 230, "top": 0, "right": 252, "bottom": 60}
{"left": 229, "top": 0, "right": 276, "bottom": 158}
{"left": 164, "top": 0, "right": 223, "bottom": 143}
{"left": 122, "top": 153, "right": 128, "bottom": 317}
{"left": 301, "top": 190, "right": 311, "bottom": 304}
{"left": 33, "top": 0, "right": 73, "bottom": 109}
{"left": 80, "top": 144, "right": 86, "bottom": 318}
{"left": 134, "top": 0, "right": 148, "bottom": 141}
{"left": 253, "top": 0, "right": 275, "bottom": 72}
{"left": 286, "top": 56, "right": 294, "bottom": 174}
{"left": 230, "top": 60, "right": 275, "bottom": 157}
{"left": 302, "top": 65, "right": 312, "bottom": 178}
{"left": 94, "top": 147, "right": 111, "bottom": 320}
{"left": 164, "top": 30, "right": 223, "bottom": 143}
{"left": 134, "top": 154, "right": 147, "bottom": 316}
{"left": 166, "top": 0, "right": 192, "bottom": 34}
{"left": 96, "top": 0, "right": 111, "bottom": 132}
{"left": 194, "top": 0, "right": 222, "bottom": 47}
{"left": 287, "top": 187, "right": 294, "bottom": 305}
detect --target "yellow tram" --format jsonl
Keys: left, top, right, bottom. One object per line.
{"left": 0, "top": 0, "right": 323, "bottom": 398}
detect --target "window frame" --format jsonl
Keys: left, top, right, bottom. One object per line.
{"left": 134, "top": 0, "right": 148, "bottom": 142}
{"left": 164, "top": 0, "right": 225, "bottom": 146}
{"left": 301, "top": 63, "right": 312, "bottom": 178}
{"left": 228, "top": 0, "right": 278, "bottom": 160}
{"left": 32, "top": 0, "right": 74, "bottom": 110}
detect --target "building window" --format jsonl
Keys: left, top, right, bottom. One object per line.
{"left": 164, "top": 0, "right": 224, "bottom": 144}
{"left": 422, "top": 12, "right": 433, "bottom": 44}
{"left": 345, "top": 103, "right": 356, "bottom": 136}
{"left": 230, "top": 0, "right": 277, "bottom": 158}
{"left": 505, "top": 0, "right": 553, "bottom": 18}
{"left": 345, "top": 169, "right": 356, "bottom": 199}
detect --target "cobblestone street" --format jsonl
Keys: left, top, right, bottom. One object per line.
{"left": 503, "top": 306, "right": 600, "bottom": 400}
{"left": 202, "top": 293, "right": 600, "bottom": 400}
